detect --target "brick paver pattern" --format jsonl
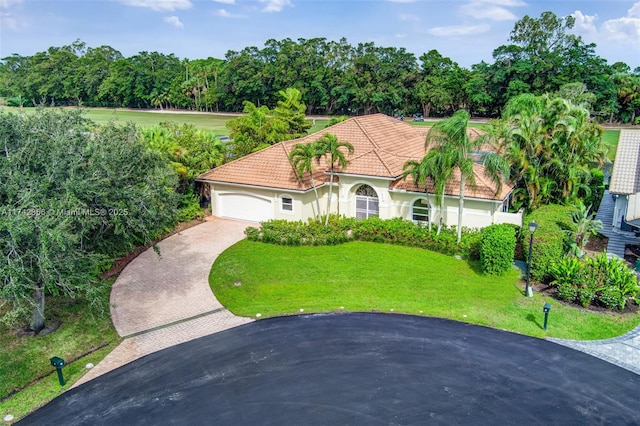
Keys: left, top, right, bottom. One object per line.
{"left": 74, "top": 217, "right": 254, "bottom": 387}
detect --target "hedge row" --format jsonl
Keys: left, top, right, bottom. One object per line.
{"left": 245, "top": 216, "right": 484, "bottom": 259}
{"left": 522, "top": 204, "right": 576, "bottom": 282}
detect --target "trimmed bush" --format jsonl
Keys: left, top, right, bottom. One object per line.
{"left": 523, "top": 204, "right": 576, "bottom": 282}
{"left": 480, "top": 224, "right": 517, "bottom": 275}
{"left": 246, "top": 216, "right": 482, "bottom": 259}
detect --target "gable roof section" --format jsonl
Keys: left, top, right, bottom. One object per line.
{"left": 198, "top": 114, "right": 512, "bottom": 200}
{"left": 610, "top": 129, "right": 640, "bottom": 195}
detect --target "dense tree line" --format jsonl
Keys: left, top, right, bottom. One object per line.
{"left": 1, "top": 12, "right": 638, "bottom": 122}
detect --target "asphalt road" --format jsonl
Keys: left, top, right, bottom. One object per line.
{"left": 19, "top": 313, "right": 640, "bottom": 425}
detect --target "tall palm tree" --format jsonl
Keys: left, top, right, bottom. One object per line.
{"left": 426, "top": 110, "right": 509, "bottom": 243}
{"left": 482, "top": 94, "right": 605, "bottom": 210}
{"left": 403, "top": 150, "right": 453, "bottom": 234}
{"left": 289, "top": 142, "right": 323, "bottom": 220}
{"left": 315, "top": 133, "right": 354, "bottom": 226}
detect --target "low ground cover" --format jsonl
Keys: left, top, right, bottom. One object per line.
{"left": 0, "top": 289, "right": 119, "bottom": 421}
{"left": 210, "top": 240, "right": 639, "bottom": 340}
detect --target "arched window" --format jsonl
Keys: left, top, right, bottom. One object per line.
{"left": 355, "top": 185, "right": 379, "bottom": 219}
{"left": 412, "top": 199, "right": 430, "bottom": 225}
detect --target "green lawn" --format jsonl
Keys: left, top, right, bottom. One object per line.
{"left": 1, "top": 107, "right": 620, "bottom": 154}
{"left": 210, "top": 240, "right": 639, "bottom": 340}
{"left": 602, "top": 129, "right": 621, "bottom": 161}
{"left": 0, "top": 286, "right": 120, "bottom": 421}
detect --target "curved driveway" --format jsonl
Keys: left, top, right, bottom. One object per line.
{"left": 74, "top": 217, "right": 253, "bottom": 387}
{"left": 72, "top": 215, "right": 640, "bottom": 389}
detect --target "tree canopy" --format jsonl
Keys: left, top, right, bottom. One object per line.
{"left": 0, "top": 109, "right": 181, "bottom": 331}
{"left": 1, "top": 12, "right": 638, "bottom": 123}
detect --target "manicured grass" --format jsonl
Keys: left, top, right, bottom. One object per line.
{"left": 210, "top": 240, "right": 640, "bottom": 340}
{"left": 74, "top": 109, "right": 234, "bottom": 133}
{"left": 0, "top": 286, "right": 120, "bottom": 422}
{"left": 1, "top": 106, "right": 331, "bottom": 135}
{"left": 602, "top": 129, "right": 621, "bottom": 161}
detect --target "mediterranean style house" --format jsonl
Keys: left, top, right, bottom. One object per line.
{"left": 197, "top": 114, "right": 522, "bottom": 229}
{"left": 609, "top": 129, "right": 640, "bottom": 231}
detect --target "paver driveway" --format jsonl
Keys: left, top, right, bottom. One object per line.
{"left": 74, "top": 217, "right": 253, "bottom": 386}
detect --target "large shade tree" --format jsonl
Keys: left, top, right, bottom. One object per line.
{"left": 0, "top": 109, "right": 181, "bottom": 332}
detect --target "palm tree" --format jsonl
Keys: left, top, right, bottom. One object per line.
{"left": 426, "top": 110, "right": 509, "bottom": 243}
{"left": 289, "top": 142, "right": 323, "bottom": 220}
{"left": 403, "top": 150, "right": 453, "bottom": 234}
{"left": 315, "top": 133, "right": 354, "bottom": 226}
{"left": 568, "top": 201, "right": 603, "bottom": 257}
{"left": 483, "top": 94, "right": 605, "bottom": 210}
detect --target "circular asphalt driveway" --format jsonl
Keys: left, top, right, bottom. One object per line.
{"left": 19, "top": 313, "right": 640, "bottom": 425}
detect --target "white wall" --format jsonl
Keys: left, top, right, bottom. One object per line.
{"left": 206, "top": 181, "right": 521, "bottom": 229}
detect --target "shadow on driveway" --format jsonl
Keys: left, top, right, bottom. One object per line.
{"left": 19, "top": 313, "right": 640, "bottom": 425}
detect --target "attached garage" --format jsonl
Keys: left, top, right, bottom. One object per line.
{"left": 217, "top": 193, "right": 273, "bottom": 222}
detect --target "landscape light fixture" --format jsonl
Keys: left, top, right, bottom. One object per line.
{"left": 525, "top": 221, "right": 538, "bottom": 297}
{"left": 50, "top": 356, "right": 66, "bottom": 386}
{"left": 543, "top": 303, "right": 552, "bottom": 330}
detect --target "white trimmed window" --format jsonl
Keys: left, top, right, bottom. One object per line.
{"left": 281, "top": 196, "right": 293, "bottom": 213}
{"left": 412, "top": 199, "right": 430, "bottom": 225}
{"left": 355, "top": 185, "right": 379, "bottom": 219}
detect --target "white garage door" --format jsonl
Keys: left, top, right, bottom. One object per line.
{"left": 218, "top": 193, "right": 273, "bottom": 222}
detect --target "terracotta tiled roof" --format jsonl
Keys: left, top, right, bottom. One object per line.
{"left": 197, "top": 114, "right": 512, "bottom": 200}
{"left": 392, "top": 165, "right": 513, "bottom": 200}
{"left": 610, "top": 129, "right": 640, "bottom": 195}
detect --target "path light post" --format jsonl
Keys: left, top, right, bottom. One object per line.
{"left": 543, "top": 303, "right": 552, "bottom": 330}
{"left": 50, "top": 356, "right": 66, "bottom": 386}
{"left": 525, "top": 221, "right": 538, "bottom": 297}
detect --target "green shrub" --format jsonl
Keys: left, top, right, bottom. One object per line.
{"left": 175, "top": 191, "right": 204, "bottom": 222}
{"left": 556, "top": 281, "right": 579, "bottom": 302}
{"left": 247, "top": 216, "right": 481, "bottom": 259}
{"left": 523, "top": 204, "right": 576, "bottom": 282}
{"left": 549, "top": 253, "right": 639, "bottom": 311}
{"left": 480, "top": 224, "right": 516, "bottom": 275}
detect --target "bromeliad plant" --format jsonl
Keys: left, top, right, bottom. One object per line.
{"left": 550, "top": 253, "right": 639, "bottom": 310}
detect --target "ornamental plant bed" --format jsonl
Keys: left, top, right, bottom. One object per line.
{"left": 534, "top": 282, "right": 640, "bottom": 315}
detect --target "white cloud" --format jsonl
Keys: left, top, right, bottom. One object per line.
{"left": 600, "top": 2, "right": 640, "bottom": 42}
{"left": 459, "top": 0, "right": 525, "bottom": 21}
{"left": 571, "top": 10, "right": 598, "bottom": 34}
{"left": 212, "top": 8, "right": 246, "bottom": 18}
{"left": 259, "top": 0, "right": 292, "bottom": 13}
{"left": 572, "top": 3, "right": 640, "bottom": 45}
{"left": 427, "top": 23, "right": 491, "bottom": 37}
{"left": 0, "top": 0, "right": 24, "bottom": 31}
{"left": 120, "top": 0, "right": 192, "bottom": 12}
{"left": 212, "top": 0, "right": 235, "bottom": 3}
{"left": 0, "top": 0, "right": 23, "bottom": 8}
{"left": 395, "top": 33, "right": 407, "bottom": 38}
{"left": 0, "top": 11, "right": 20, "bottom": 30}
{"left": 163, "top": 15, "right": 184, "bottom": 28}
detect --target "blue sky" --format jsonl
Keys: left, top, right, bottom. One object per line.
{"left": 1, "top": 0, "right": 639, "bottom": 69}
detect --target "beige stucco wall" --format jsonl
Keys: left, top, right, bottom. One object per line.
{"left": 206, "top": 180, "right": 521, "bottom": 229}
